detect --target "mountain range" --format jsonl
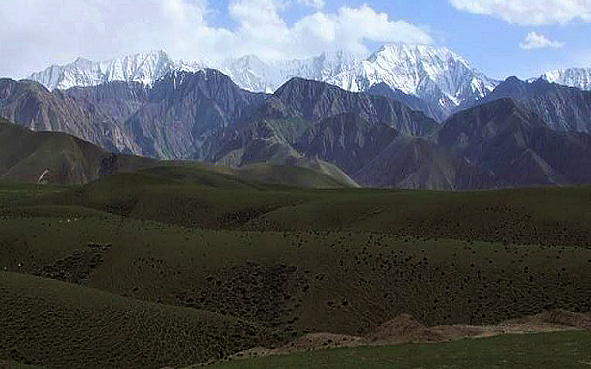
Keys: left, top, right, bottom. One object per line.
{"left": 27, "top": 44, "right": 498, "bottom": 121}
{"left": 28, "top": 45, "right": 591, "bottom": 123}
{"left": 1, "top": 43, "right": 590, "bottom": 190}
{"left": 4, "top": 70, "right": 591, "bottom": 190}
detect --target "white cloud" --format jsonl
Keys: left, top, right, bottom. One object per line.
{"left": 519, "top": 32, "right": 565, "bottom": 50}
{"left": 449, "top": 0, "right": 591, "bottom": 25}
{"left": 0, "top": 0, "right": 432, "bottom": 78}
{"left": 296, "top": 0, "right": 325, "bottom": 9}
{"left": 225, "top": 1, "right": 433, "bottom": 60}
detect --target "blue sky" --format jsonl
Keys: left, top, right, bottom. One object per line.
{"left": 352, "top": 0, "right": 591, "bottom": 79}
{"left": 1, "top": 0, "right": 590, "bottom": 80}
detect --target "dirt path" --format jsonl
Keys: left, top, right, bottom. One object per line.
{"left": 216, "top": 310, "right": 591, "bottom": 363}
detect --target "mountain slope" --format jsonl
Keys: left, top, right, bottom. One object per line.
{"left": 352, "top": 98, "right": 591, "bottom": 189}
{"left": 123, "top": 69, "right": 266, "bottom": 159}
{"left": 473, "top": 76, "right": 591, "bottom": 133}
{"left": 0, "top": 118, "right": 356, "bottom": 189}
{"left": 437, "top": 98, "right": 591, "bottom": 187}
{"left": 353, "top": 135, "right": 494, "bottom": 190}
{"left": 295, "top": 113, "right": 401, "bottom": 176}
{"left": 63, "top": 81, "right": 149, "bottom": 127}
{"left": 0, "top": 78, "right": 141, "bottom": 153}
{"left": 272, "top": 77, "right": 439, "bottom": 136}
{"left": 0, "top": 118, "right": 153, "bottom": 184}
{"left": 367, "top": 82, "right": 445, "bottom": 122}
{"left": 202, "top": 78, "right": 440, "bottom": 170}
{"left": 1, "top": 71, "right": 267, "bottom": 160}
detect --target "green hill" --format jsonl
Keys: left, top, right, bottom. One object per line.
{"left": 2, "top": 191, "right": 591, "bottom": 336}
{"left": 0, "top": 118, "right": 357, "bottom": 189}
{"left": 0, "top": 271, "right": 272, "bottom": 369}
{"left": 2, "top": 170, "right": 591, "bottom": 368}
{"left": 0, "top": 118, "right": 153, "bottom": 185}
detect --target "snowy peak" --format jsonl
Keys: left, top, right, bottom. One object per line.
{"left": 101, "top": 50, "right": 174, "bottom": 86}
{"left": 360, "top": 43, "right": 497, "bottom": 110}
{"left": 27, "top": 43, "right": 498, "bottom": 119}
{"left": 214, "top": 50, "right": 366, "bottom": 94}
{"left": 303, "top": 50, "right": 365, "bottom": 91}
{"left": 541, "top": 68, "right": 591, "bottom": 91}
{"left": 29, "top": 50, "right": 175, "bottom": 90}
{"left": 368, "top": 43, "right": 467, "bottom": 65}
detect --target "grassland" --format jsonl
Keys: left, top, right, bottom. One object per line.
{"left": 0, "top": 271, "right": 272, "bottom": 368}
{"left": 205, "top": 331, "right": 591, "bottom": 369}
{"left": 1, "top": 169, "right": 591, "bottom": 368}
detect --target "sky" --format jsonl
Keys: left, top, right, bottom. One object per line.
{"left": 1, "top": 0, "right": 590, "bottom": 80}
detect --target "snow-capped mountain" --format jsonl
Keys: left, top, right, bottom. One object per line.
{"left": 29, "top": 50, "right": 201, "bottom": 91}
{"left": 28, "top": 44, "right": 497, "bottom": 119}
{"left": 356, "top": 44, "right": 498, "bottom": 116}
{"left": 213, "top": 45, "right": 498, "bottom": 118}
{"left": 276, "top": 50, "right": 366, "bottom": 92}
{"left": 216, "top": 50, "right": 365, "bottom": 94}
{"left": 540, "top": 68, "right": 591, "bottom": 91}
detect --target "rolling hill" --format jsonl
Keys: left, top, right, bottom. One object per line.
{"left": 2, "top": 168, "right": 591, "bottom": 367}
{"left": 0, "top": 117, "right": 153, "bottom": 185}
{"left": 0, "top": 117, "right": 356, "bottom": 189}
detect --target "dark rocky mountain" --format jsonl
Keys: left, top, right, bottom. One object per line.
{"left": 295, "top": 113, "right": 401, "bottom": 175}
{"left": 0, "top": 70, "right": 268, "bottom": 160}
{"left": 367, "top": 82, "right": 445, "bottom": 122}
{"left": 468, "top": 76, "right": 591, "bottom": 134}
{"left": 0, "top": 73, "right": 439, "bottom": 168}
{"left": 353, "top": 135, "right": 495, "bottom": 190}
{"left": 289, "top": 109, "right": 489, "bottom": 190}
{"left": 351, "top": 98, "right": 591, "bottom": 189}
{"left": 273, "top": 78, "right": 440, "bottom": 137}
{"left": 202, "top": 78, "right": 440, "bottom": 167}
{"left": 437, "top": 98, "right": 591, "bottom": 187}
{"left": 63, "top": 81, "right": 149, "bottom": 126}
{"left": 0, "top": 78, "right": 141, "bottom": 153}
{"left": 4, "top": 70, "right": 591, "bottom": 190}
{"left": 123, "top": 69, "right": 267, "bottom": 159}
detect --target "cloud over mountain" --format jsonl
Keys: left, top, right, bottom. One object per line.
{"left": 519, "top": 32, "right": 565, "bottom": 50}
{"left": 449, "top": 0, "right": 591, "bottom": 25}
{"left": 0, "top": 0, "right": 431, "bottom": 79}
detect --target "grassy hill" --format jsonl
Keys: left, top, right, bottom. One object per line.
{"left": 2, "top": 211, "right": 590, "bottom": 336}
{"left": 0, "top": 118, "right": 154, "bottom": 185}
{"left": 1, "top": 168, "right": 591, "bottom": 368}
{"left": 0, "top": 271, "right": 273, "bottom": 369}
{"left": 0, "top": 118, "right": 357, "bottom": 189}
